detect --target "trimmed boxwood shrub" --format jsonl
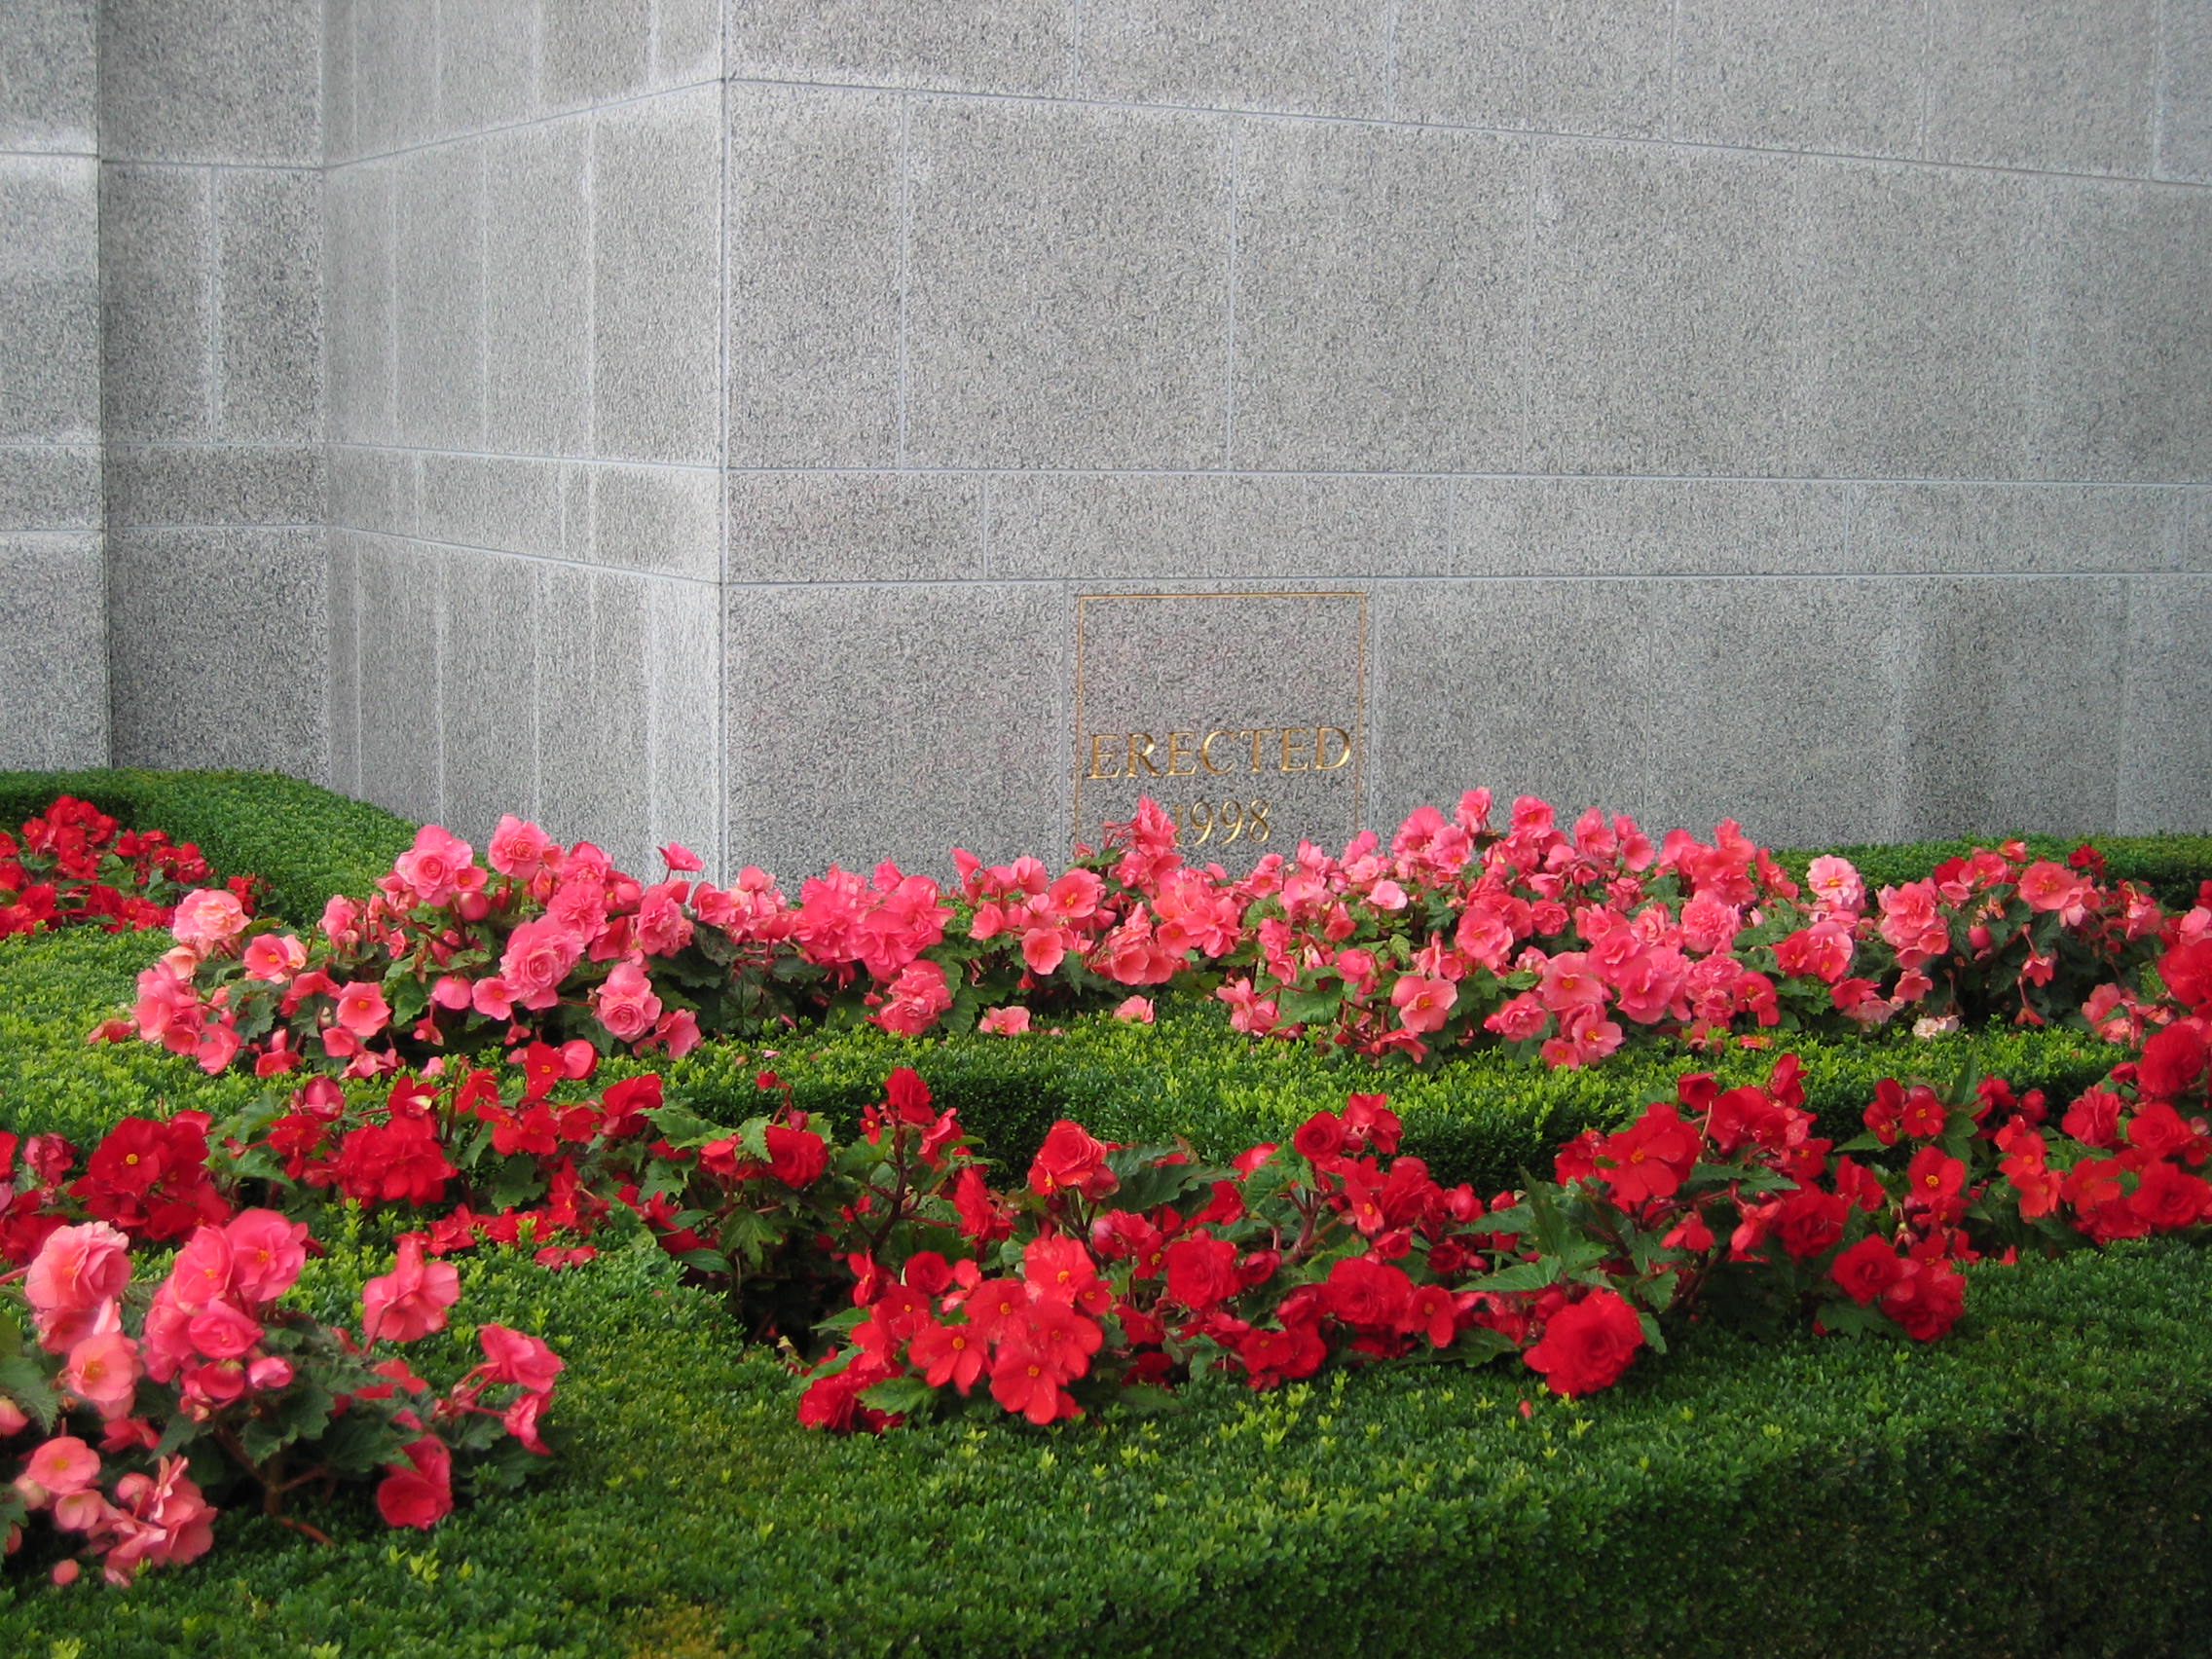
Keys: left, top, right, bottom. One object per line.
{"left": 0, "top": 767, "right": 417, "bottom": 924}
{"left": 1778, "top": 830, "right": 2212, "bottom": 908}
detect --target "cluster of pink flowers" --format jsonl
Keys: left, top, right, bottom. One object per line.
{"left": 122, "top": 793, "right": 2186, "bottom": 1087}
{"left": 2, "top": 1205, "right": 564, "bottom": 1588}
{"left": 0, "top": 795, "right": 243, "bottom": 940}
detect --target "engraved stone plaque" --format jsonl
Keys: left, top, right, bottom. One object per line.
{"left": 1072, "top": 590, "right": 1369, "bottom": 858}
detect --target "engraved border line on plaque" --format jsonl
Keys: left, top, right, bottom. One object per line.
{"left": 1071, "top": 590, "right": 1370, "bottom": 854}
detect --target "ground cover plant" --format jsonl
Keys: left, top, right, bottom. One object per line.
{"left": 5, "top": 771, "right": 2212, "bottom": 1654}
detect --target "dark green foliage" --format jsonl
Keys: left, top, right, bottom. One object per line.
{"left": 0, "top": 767, "right": 418, "bottom": 923}
{"left": 1777, "top": 831, "right": 2212, "bottom": 907}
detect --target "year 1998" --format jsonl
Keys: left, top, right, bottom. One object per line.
{"left": 1143, "top": 799, "right": 1272, "bottom": 845}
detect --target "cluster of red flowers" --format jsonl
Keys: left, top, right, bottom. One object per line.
{"left": 0, "top": 796, "right": 244, "bottom": 940}
{"left": 124, "top": 793, "right": 2183, "bottom": 1088}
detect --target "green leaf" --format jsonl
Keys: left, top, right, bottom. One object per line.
{"left": 859, "top": 1376, "right": 940, "bottom": 1416}
{"left": 644, "top": 1103, "right": 731, "bottom": 1152}
{"left": 0, "top": 1355, "right": 58, "bottom": 1431}
{"left": 1109, "top": 1382, "right": 1184, "bottom": 1417}
{"left": 1465, "top": 1260, "right": 1558, "bottom": 1295}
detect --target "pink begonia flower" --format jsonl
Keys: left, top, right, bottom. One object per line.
{"left": 33, "top": 1294, "right": 120, "bottom": 1360}
{"left": 592, "top": 958, "right": 663, "bottom": 1043}
{"left": 1021, "top": 926, "right": 1068, "bottom": 976}
{"left": 1536, "top": 952, "right": 1607, "bottom": 1016}
{"left": 61, "top": 1331, "right": 138, "bottom": 1418}
{"left": 320, "top": 893, "right": 363, "bottom": 950}
{"left": 978, "top": 1006, "right": 1032, "bottom": 1036}
{"left": 635, "top": 881, "right": 695, "bottom": 956}
{"left": 241, "top": 931, "right": 307, "bottom": 982}
{"left": 26, "top": 1222, "right": 132, "bottom": 1318}
{"left": 392, "top": 825, "right": 475, "bottom": 907}
{"left": 479, "top": 1324, "right": 565, "bottom": 1393}
{"left": 502, "top": 1389, "right": 553, "bottom": 1455}
{"left": 1805, "top": 855, "right": 1865, "bottom": 913}
{"left": 650, "top": 1008, "right": 702, "bottom": 1059}
{"left": 194, "top": 1017, "right": 242, "bottom": 1075}
{"left": 246, "top": 1354, "right": 295, "bottom": 1391}
{"left": 0, "top": 1398, "right": 28, "bottom": 1437}
{"left": 131, "top": 960, "right": 202, "bottom": 1053}
{"left": 870, "top": 959, "right": 953, "bottom": 1037}
{"left": 471, "top": 976, "right": 516, "bottom": 1020}
{"left": 102, "top": 1457, "right": 215, "bottom": 1582}
{"left": 20, "top": 1436, "right": 101, "bottom": 1502}
{"left": 1114, "top": 996, "right": 1156, "bottom": 1024}
{"left": 334, "top": 979, "right": 392, "bottom": 1040}
{"left": 186, "top": 1300, "right": 265, "bottom": 1362}
{"left": 430, "top": 974, "right": 474, "bottom": 1012}
{"left": 224, "top": 1209, "right": 310, "bottom": 1305}
{"left": 50, "top": 1559, "right": 79, "bottom": 1587}
{"left": 658, "top": 841, "right": 704, "bottom": 873}
{"left": 361, "top": 1236, "right": 461, "bottom": 1345}
{"left": 166, "top": 1226, "right": 234, "bottom": 1313}
{"left": 171, "top": 888, "right": 248, "bottom": 954}
{"left": 489, "top": 815, "right": 559, "bottom": 878}
{"left": 500, "top": 917, "right": 585, "bottom": 1012}
{"left": 1390, "top": 973, "right": 1457, "bottom": 1035}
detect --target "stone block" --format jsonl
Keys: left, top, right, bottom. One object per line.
{"left": 1, "top": 156, "right": 99, "bottom": 442}
{"left": 543, "top": 0, "right": 653, "bottom": 111}
{"left": 323, "top": 0, "right": 356, "bottom": 162}
{"left": 2119, "top": 576, "right": 2212, "bottom": 832}
{"left": 1886, "top": 575, "right": 2127, "bottom": 837}
{"left": 725, "top": 581, "right": 1069, "bottom": 877}
{"left": 904, "top": 99, "right": 1235, "bottom": 469}
{"left": 98, "top": 163, "right": 211, "bottom": 442}
{"left": 351, "top": 0, "right": 437, "bottom": 158}
{"left": 0, "top": 533, "right": 105, "bottom": 767}
{"left": 656, "top": 0, "right": 723, "bottom": 86}
{"left": 1798, "top": 159, "right": 2036, "bottom": 480}
{"left": 99, "top": 0, "right": 320, "bottom": 165}
{"left": 645, "top": 578, "right": 722, "bottom": 873}
{"left": 355, "top": 533, "right": 444, "bottom": 824}
{"left": 1923, "top": 0, "right": 2158, "bottom": 175}
{"left": 989, "top": 472, "right": 1448, "bottom": 580}
{"left": 1077, "top": 0, "right": 1386, "bottom": 118}
{"left": 2023, "top": 181, "right": 2212, "bottom": 483}
{"left": 441, "top": 548, "right": 539, "bottom": 847}
{"left": 727, "top": 471, "right": 981, "bottom": 582}
{"left": 107, "top": 443, "right": 325, "bottom": 527}
{"left": 536, "top": 562, "right": 650, "bottom": 872}
{"left": 1529, "top": 141, "right": 1814, "bottom": 477}
{"left": 330, "top": 444, "right": 416, "bottom": 535}
{"left": 325, "top": 162, "right": 395, "bottom": 446}
{"left": 1231, "top": 121, "right": 1529, "bottom": 471}
{"left": 1847, "top": 484, "right": 2188, "bottom": 575}
{"left": 593, "top": 87, "right": 719, "bottom": 465}
{"left": 2160, "top": 0, "right": 2212, "bottom": 182}
{"left": 328, "top": 530, "right": 359, "bottom": 793}
{"left": 420, "top": 453, "right": 561, "bottom": 557}
{"left": 725, "top": 0, "right": 1072, "bottom": 95}
{"left": 394, "top": 142, "right": 485, "bottom": 452}
{"left": 1391, "top": 0, "right": 1675, "bottom": 136}
{"left": 485, "top": 117, "right": 590, "bottom": 458}
{"left": 726, "top": 84, "right": 903, "bottom": 468}
{"left": 108, "top": 526, "right": 329, "bottom": 776}
{"left": 1453, "top": 478, "right": 1849, "bottom": 577}
{"left": 436, "top": 0, "right": 536, "bottom": 137}
{"left": 215, "top": 168, "right": 323, "bottom": 442}
{"left": 1675, "top": 0, "right": 1928, "bottom": 156}
{"left": 0, "top": 0, "right": 97, "bottom": 152}
{"left": 0, "top": 444, "right": 100, "bottom": 530}
{"left": 590, "top": 464, "right": 721, "bottom": 580}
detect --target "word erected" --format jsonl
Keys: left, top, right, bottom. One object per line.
{"left": 1085, "top": 725, "right": 1354, "bottom": 781}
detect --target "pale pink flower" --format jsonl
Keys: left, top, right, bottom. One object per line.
{"left": 471, "top": 976, "right": 516, "bottom": 1020}
{"left": 478, "top": 1325, "right": 565, "bottom": 1392}
{"left": 241, "top": 932, "right": 307, "bottom": 982}
{"left": 592, "top": 958, "right": 663, "bottom": 1043}
{"left": 658, "top": 841, "right": 704, "bottom": 873}
{"left": 20, "top": 1435, "right": 100, "bottom": 1501}
{"left": 319, "top": 893, "right": 363, "bottom": 950}
{"left": 224, "top": 1209, "right": 309, "bottom": 1305}
{"left": 488, "top": 815, "right": 559, "bottom": 878}
{"left": 978, "top": 1006, "right": 1032, "bottom": 1036}
{"left": 185, "top": 1301, "right": 264, "bottom": 1361}
{"left": 61, "top": 1332, "right": 138, "bottom": 1418}
{"left": 172, "top": 888, "right": 248, "bottom": 954}
{"left": 500, "top": 917, "right": 585, "bottom": 1013}
{"left": 0, "top": 1398, "right": 27, "bottom": 1437}
{"left": 1805, "top": 855, "right": 1865, "bottom": 914}
{"left": 870, "top": 959, "right": 954, "bottom": 1037}
{"left": 361, "top": 1237, "right": 461, "bottom": 1346}
{"left": 333, "top": 979, "right": 392, "bottom": 1040}
{"left": 430, "top": 974, "right": 474, "bottom": 1012}
{"left": 1390, "top": 973, "right": 1457, "bottom": 1035}
{"left": 392, "top": 825, "right": 475, "bottom": 907}
{"left": 1114, "top": 995, "right": 1156, "bottom": 1024}
{"left": 26, "top": 1222, "right": 132, "bottom": 1319}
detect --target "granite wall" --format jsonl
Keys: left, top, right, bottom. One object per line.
{"left": 16, "top": 3, "right": 2212, "bottom": 875}
{"left": 1, "top": 1, "right": 104, "bottom": 766}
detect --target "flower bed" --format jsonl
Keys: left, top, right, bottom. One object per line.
{"left": 4, "top": 772, "right": 2212, "bottom": 1654}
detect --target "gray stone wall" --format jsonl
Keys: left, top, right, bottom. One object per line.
{"left": 11, "top": 4, "right": 2209, "bottom": 872}
{"left": 1, "top": 1, "right": 104, "bottom": 766}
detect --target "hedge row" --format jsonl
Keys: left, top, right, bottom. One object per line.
{"left": 0, "top": 767, "right": 417, "bottom": 925}
{"left": 1776, "top": 830, "right": 2212, "bottom": 907}
{"left": 1, "top": 922, "right": 2129, "bottom": 1197}
{"left": 6, "top": 1224, "right": 2211, "bottom": 1657}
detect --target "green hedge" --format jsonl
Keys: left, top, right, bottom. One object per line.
{"left": 1778, "top": 831, "right": 2212, "bottom": 907}
{"left": 0, "top": 767, "right": 418, "bottom": 924}
{"left": 5, "top": 1230, "right": 2210, "bottom": 1658}
{"left": 666, "top": 1010, "right": 2126, "bottom": 1193}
